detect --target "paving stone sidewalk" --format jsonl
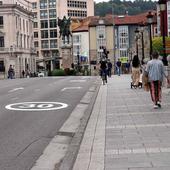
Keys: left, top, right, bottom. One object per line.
{"left": 73, "top": 75, "right": 170, "bottom": 170}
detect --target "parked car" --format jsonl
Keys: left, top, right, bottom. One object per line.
{"left": 38, "top": 71, "right": 45, "bottom": 77}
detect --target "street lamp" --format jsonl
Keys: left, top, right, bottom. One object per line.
{"left": 135, "top": 28, "right": 139, "bottom": 57}
{"left": 139, "top": 23, "right": 145, "bottom": 64}
{"left": 158, "top": 0, "right": 168, "bottom": 66}
{"left": 146, "top": 11, "right": 154, "bottom": 59}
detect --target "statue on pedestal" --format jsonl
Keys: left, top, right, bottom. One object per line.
{"left": 58, "top": 16, "right": 72, "bottom": 44}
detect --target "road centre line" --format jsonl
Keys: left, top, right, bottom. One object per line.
{"left": 61, "top": 87, "right": 82, "bottom": 92}
{"left": 70, "top": 80, "right": 86, "bottom": 83}
{"left": 8, "top": 87, "right": 24, "bottom": 93}
{"left": 107, "top": 123, "right": 170, "bottom": 129}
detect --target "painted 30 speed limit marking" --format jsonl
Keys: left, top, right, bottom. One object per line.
{"left": 5, "top": 102, "right": 68, "bottom": 111}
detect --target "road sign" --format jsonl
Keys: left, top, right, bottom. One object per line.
{"left": 5, "top": 102, "right": 68, "bottom": 111}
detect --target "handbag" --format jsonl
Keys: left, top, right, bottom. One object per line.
{"left": 142, "top": 71, "right": 150, "bottom": 91}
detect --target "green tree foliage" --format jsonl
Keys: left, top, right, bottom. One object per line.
{"left": 95, "top": 0, "right": 156, "bottom": 16}
{"left": 152, "top": 37, "right": 170, "bottom": 56}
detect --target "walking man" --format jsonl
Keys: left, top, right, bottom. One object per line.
{"left": 116, "top": 59, "right": 122, "bottom": 76}
{"left": 107, "top": 60, "right": 112, "bottom": 77}
{"left": 146, "top": 51, "right": 170, "bottom": 109}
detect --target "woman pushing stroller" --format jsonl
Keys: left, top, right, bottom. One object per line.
{"left": 131, "top": 55, "right": 141, "bottom": 88}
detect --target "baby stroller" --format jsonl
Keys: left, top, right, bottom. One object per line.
{"left": 131, "top": 70, "right": 143, "bottom": 89}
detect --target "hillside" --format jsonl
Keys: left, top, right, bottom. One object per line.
{"left": 95, "top": 0, "right": 157, "bottom": 16}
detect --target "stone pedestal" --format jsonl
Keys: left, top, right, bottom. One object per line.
{"left": 61, "top": 44, "right": 72, "bottom": 69}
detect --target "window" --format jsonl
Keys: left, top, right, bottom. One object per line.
{"left": 34, "top": 41, "right": 39, "bottom": 47}
{"left": 33, "top": 12, "right": 37, "bottom": 19}
{"left": 34, "top": 32, "right": 38, "bottom": 38}
{"left": 41, "top": 40, "right": 49, "bottom": 48}
{"left": 41, "top": 20, "right": 48, "bottom": 28}
{"left": 118, "top": 26, "right": 129, "bottom": 49}
{"left": 73, "top": 35, "right": 81, "bottom": 43}
{"left": 49, "top": 0, "right": 56, "bottom": 8}
{"left": 40, "top": 0, "right": 47, "bottom": 9}
{"left": 0, "top": 61, "right": 5, "bottom": 72}
{"left": 49, "top": 9, "right": 56, "bottom": 18}
{"left": 0, "top": 16, "right": 3, "bottom": 26}
{"left": 0, "top": 36, "right": 4, "bottom": 47}
{"left": 33, "top": 22, "right": 38, "bottom": 28}
{"left": 50, "top": 30, "right": 57, "bottom": 38}
{"left": 40, "top": 10, "right": 48, "bottom": 19}
{"left": 50, "top": 19, "right": 57, "bottom": 28}
{"left": 50, "top": 40, "right": 57, "bottom": 48}
{"left": 41, "top": 30, "right": 48, "bottom": 38}
{"left": 32, "top": 2, "right": 37, "bottom": 9}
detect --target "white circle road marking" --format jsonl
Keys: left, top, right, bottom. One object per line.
{"left": 5, "top": 102, "right": 68, "bottom": 111}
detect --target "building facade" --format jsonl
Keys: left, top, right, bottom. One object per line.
{"left": 0, "top": 0, "right": 36, "bottom": 79}
{"left": 31, "top": 0, "right": 94, "bottom": 72}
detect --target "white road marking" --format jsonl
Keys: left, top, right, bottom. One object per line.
{"left": 70, "top": 80, "right": 86, "bottom": 83}
{"left": 8, "top": 87, "right": 24, "bottom": 93}
{"left": 5, "top": 102, "right": 68, "bottom": 111}
{"left": 61, "top": 87, "right": 82, "bottom": 92}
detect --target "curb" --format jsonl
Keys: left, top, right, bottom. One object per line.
{"left": 57, "top": 82, "right": 101, "bottom": 170}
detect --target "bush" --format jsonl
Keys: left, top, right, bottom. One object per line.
{"left": 64, "top": 68, "right": 77, "bottom": 75}
{"left": 52, "top": 69, "right": 65, "bottom": 76}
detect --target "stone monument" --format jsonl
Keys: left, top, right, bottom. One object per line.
{"left": 58, "top": 16, "right": 72, "bottom": 69}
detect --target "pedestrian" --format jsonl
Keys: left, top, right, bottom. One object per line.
{"left": 146, "top": 51, "right": 170, "bottom": 109}
{"left": 8, "top": 65, "right": 14, "bottom": 79}
{"left": 107, "top": 60, "right": 112, "bottom": 77}
{"left": 22, "top": 70, "right": 25, "bottom": 78}
{"left": 131, "top": 55, "right": 140, "bottom": 88}
{"left": 100, "top": 58, "right": 108, "bottom": 84}
{"left": 116, "top": 59, "right": 121, "bottom": 76}
{"left": 125, "top": 60, "right": 130, "bottom": 74}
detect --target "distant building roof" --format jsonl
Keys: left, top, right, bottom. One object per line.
{"left": 72, "top": 11, "right": 157, "bottom": 32}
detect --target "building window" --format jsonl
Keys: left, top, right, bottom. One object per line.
{"left": 50, "top": 30, "right": 57, "bottom": 38}
{"left": 50, "top": 19, "right": 57, "bottom": 28}
{"left": 40, "top": 10, "right": 48, "bottom": 19}
{"left": 0, "top": 16, "right": 3, "bottom": 27}
{"left": 73, "top": 35, "right": 81, "bottom": 43}
{"left": 118, "top": 26, "right": 129, "bottom": 49}
{"left": 67, "top": 1, "right": 87, "bottom": 8}
{"left": 50, "top": 40, "right": 57, "bottom": 48}
{"left": 41, "top": 30, "right": 48, "bottom": 38}
{"left": 33, "top": 12, "right": 37, "bottom": 19}
{"left": 41, "top": 20, "right": 48, "bottom": 28}
{"left": 34, "top": 41, "right": 39, "bottom": 47}
{"left": 41, "top": 40, "right": 49, "bottom": 48}
{"left": 34, "top": 32, "right": 38, "bottom": 38}
{"left": 33, "top": 22, "right": 38, "bottom": 28}
{"left": 49, "top": 9, "right": 56, "bottom": 18}
{"left": 0, "top": 36, "right": 4, "bottom": 47}
{"left": 40, "top": 0, "right": 47, "bottom": 9}
{"left": 49, "top": 0, "right": 56, "bottom": 8}
{"left": 0, "top": 61, "right": 5, "bottom": 72}
{"left": 32, "top": 2, "right": 37, "bottom": 9}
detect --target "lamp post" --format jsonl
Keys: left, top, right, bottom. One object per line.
{"left": 135, "top": 28, "right": 139, "bottom": 57}
{"left": 158, "top": 0, "right": 168, "bottom": 66}
{"left": 139, "top": 23, "right": 145, "bottom": 64}
{"left": 146, "top": 11, "right": 154, "bottom": 59}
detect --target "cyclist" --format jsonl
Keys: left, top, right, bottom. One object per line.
{"left": 100, "top": 58, "right": 108, "bottom": 84}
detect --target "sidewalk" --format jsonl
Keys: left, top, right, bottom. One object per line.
{"left": 73, "top": 75, "right": 170, "bottom": 170}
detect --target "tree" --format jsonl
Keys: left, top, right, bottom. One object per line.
{"left": 152, "top": 37, "right": 170, "bottom": 56}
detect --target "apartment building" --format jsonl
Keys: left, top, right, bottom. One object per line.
{"left": 0, "top": 0, "right": 36, "bottom": 79}
{"left": 31, "top": 0, "right": 94, "bottom": 72}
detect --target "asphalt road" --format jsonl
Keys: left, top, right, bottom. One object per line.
{"left": 0, "top": 76, "right": 97, "bottom": 170}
